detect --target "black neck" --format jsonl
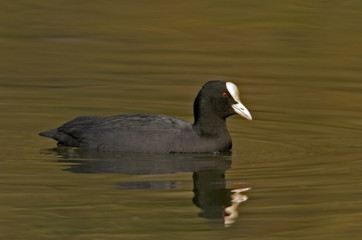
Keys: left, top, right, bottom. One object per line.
{"left": 193, "top": 106, "right": 228, "bottom": 136}
{"left": 193, "top": 118, "right": 227, "bottom": 137}
{"left": 193, "top": 88, "right": 229, "bottom": 136}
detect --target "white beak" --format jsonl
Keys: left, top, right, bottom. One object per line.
{"left": 226, "top": 82, "right": 253, "bottom": 120}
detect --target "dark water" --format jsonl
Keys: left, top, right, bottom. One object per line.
{"left": 1, "top": 1, "right": 362, "bottom": 239}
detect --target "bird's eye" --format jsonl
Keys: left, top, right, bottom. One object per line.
{"left": 222, "top": 92, "right": 228, "bottom": 98}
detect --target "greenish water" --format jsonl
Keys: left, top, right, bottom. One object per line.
{"left": 1, "top": 1, "right": 362, "bottom": 239}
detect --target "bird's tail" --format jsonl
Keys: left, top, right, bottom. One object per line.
{"left": 39, "top": 128, "right": 57, "bottom": 138}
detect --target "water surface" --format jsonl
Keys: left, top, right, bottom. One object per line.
{"left": 1, "top": 1, "right": 362, "bottom": 239}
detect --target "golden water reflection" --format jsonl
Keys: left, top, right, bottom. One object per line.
{"left": 49, "top": 147, "right": 250, "bottom": 226}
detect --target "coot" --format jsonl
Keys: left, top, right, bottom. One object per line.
{"left": 39, "top": 81, "right": 252, "bottom": 153}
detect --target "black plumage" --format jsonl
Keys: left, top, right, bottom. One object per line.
{"left": 39, "top": 81, "right": 252, "bottom": 153}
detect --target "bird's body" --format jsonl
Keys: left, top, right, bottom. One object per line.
{"left": 40, "top": 114, "right": 232, "bottom": 152}
{"left": 39, "top": 81, "right": 252, "bottom": 153}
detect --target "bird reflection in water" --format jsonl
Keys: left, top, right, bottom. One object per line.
{"left": 225, "top": 188, "right": 250, "bottom": 226}
{"left": 192, "top": 169, "right": 250, "bottom": 226}
{"left": 46, "top": 147, "right": 250, "bottom": 226}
